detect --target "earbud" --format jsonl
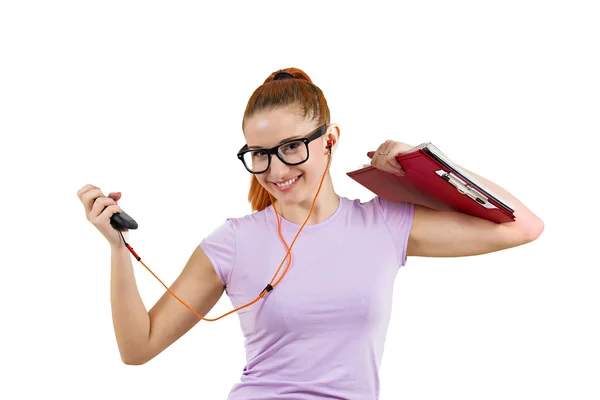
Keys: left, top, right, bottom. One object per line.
{"left": 326, "top": 139, "right": 333, "bottom": 154}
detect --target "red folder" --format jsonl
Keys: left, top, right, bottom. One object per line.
{"left": 346, "top": 143, "right": 515, "bottom": 224}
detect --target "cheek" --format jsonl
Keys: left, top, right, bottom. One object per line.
{"left": 301, "top": 159, "right": 327, "bottom": 181}
{"left": 255, "top": 174, "right": 270, "bottom": 189}
{"left": 310, "top": 150, "right": 329, "bottom": 167}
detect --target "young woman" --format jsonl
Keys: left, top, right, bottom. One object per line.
{"left": 77, "top": 67, "right": 543, "bottom": 399}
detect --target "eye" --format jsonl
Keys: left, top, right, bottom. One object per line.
{"left": 251, "top": 150, "right": 268, "bottom": 158}
{"left": 281, "top": 141, "right": 302, "bottom": 153}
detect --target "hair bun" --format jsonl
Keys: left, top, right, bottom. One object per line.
{"left": 264, "top": 68, "right": 313, "bottom": 85}
{"left": 273, "top": 71, "right": 295, "bottom": 80}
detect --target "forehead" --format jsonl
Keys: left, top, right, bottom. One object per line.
{"left": 243, "top": 108, "right": 318, "bottom": 149}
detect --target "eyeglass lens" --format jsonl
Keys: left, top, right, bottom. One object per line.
{"left": 242, "top": 140, "right": 308, "bottom": 172}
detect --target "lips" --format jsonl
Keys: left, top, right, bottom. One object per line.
{"left": 273, "top": 175, "right": 301, "bottom": 188}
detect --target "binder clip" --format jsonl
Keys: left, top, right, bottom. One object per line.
{"left": 435, "top": 170, "right": 497, "bottom": 209}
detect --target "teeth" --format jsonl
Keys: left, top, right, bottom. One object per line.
{"left": 275, "top": 176, "right": 299, "bottom": 187}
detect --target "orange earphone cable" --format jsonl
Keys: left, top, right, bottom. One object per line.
{"left": 268, "top": 153, "right": 332, "bottom": 288}
{"left": 121, "top": 149, "right": 333, "bottom": 322}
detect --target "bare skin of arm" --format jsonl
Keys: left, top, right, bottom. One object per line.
{"left": 77, "top": 184, "right": 225, "bottom": 365}
{"left": 111, "top": 243, "right": 224, "bottom": 365}
{"left": 367, "top": 142, "right": 544, "bottom": 258}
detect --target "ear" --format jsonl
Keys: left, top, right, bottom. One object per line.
{"left": 324, "top": 123, "right": 340, "bottom": 153}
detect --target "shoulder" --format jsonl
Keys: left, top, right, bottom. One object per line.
{"left": 205, "top": 206, "right": 272, "bottom": 233}
{"left": 226, "top": 206, "right": 273, "bottom": 234}
{"left": 341, "top": 196, "right": 415, "bottom": 266}
{"left": 202, "top": 206, "right": 275, "bottom": 253}
{"left": 341, "top": 196, "right": 415, "bottom": 223}
{"left": 199, "top": 208, "right": 272, "bottom": 286}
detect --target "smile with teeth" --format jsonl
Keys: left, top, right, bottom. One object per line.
{"left": 274, "top": 176, "right": 300, "bottom": 187}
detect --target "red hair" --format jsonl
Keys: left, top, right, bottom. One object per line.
{"left": 242, "top": 68, "right": 331, "bottom": 212}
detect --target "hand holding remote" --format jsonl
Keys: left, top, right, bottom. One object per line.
{"left": 77, "top": 185, "right": 137, "bottom": 248}
{"left": 110, "top": 209, "right": 138, "bottom": 231}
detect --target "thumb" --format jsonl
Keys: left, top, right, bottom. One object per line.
{"left": 366, "top": 151, "right": 375, "bottom": 159}
{"left": 108, "top": 192, "right": 122, "bottom": 201}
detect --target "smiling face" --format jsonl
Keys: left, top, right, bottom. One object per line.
{"left": 242, "top": 106, "right": 335, "bottom": 208}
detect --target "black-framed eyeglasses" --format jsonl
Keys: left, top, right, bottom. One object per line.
{"left": 237, "top": 124, "right": 327, "bottom": 174}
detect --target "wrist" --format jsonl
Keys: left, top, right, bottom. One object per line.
{"left": 110, "top": 240, "right": 127, "bottom": 253}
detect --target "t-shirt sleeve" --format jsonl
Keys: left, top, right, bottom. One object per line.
{"left": 199, "top": 219, "right": 236, "bottom": 287}
{"left": 375, "top": 196, "right": 415, "bottom": 267}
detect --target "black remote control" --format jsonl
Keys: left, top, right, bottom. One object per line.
{"left": 110, "top": 210, "right": 138, "bottom": 231}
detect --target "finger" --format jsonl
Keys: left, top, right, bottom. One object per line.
{"left": 367, "top": 143, "right": 386, "bottom": 165}
{"left": 78, "top": 185, "right": 100, "bottom": 200}
{"left": 77, "top": 184, "right": 99, "bottom": 200}
{"left": 108, "top": 192, "right": 122, "bottom": 202}
{"left": 386, "top": 157, "right": 405, "bottom": 175}
{"left": 90, "top": 196, "right": 118, "bottom": 220}
{"left": 386, "top": 155, "right": 403, "bottom": 169}
{"left": 370, "top": 143, "right": 393, "bottom": 164}
{"left": 80, "top": 188, "right": 105, "bottom": 214}
{"left": 369, "top": 141, "right": 390, "bottom": 160}
{"left": 92, "top": 204, "right": 122, "bottom": 226}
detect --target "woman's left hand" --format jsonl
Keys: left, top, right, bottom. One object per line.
{"left": 366, "top": 140, "right": 414, "bottom": 176}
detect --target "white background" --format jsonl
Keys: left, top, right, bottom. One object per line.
{"left": 1, "top": 1, "right": 599, "bottom": 399}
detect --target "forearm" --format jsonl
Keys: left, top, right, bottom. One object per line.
{"left": 110, "top": 244, "right": 151, "bottom": 364}
{"left": 458, "top": 165, "right": 544, "bottom": 238}
{"left": 400, "top": 140, "right": 543, "bottom": 239}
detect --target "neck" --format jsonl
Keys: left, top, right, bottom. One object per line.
{"left": 273, "top": 175, "right": 340, "bottom": 225}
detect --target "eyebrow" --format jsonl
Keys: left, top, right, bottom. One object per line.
{"left": 247, "top": 135, "right": 303, "bottom": 150}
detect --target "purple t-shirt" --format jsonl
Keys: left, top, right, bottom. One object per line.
{"left": 200, "top": 196, "right": 414, "bottom": 400}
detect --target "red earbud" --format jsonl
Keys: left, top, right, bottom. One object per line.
{"left": 327, "top": 139, "right": 333, "bottom": 147}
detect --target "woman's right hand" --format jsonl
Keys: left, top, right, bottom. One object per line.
{"left": 77, "top": 184, "right": 125, "bottom": 248}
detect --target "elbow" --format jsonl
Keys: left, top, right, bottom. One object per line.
{"left": 119, "top": 346, "right": 150, "bottom": 366}
{"left": 519, "top": 216, "right": 544, "bottom": 245}
{"left": 526, "top": 217, "right": 544, "bottom": 242}
{"left": 504, "top": 215, "right": 544, "bottom": 248}
{"left": 121, "top": 353, "right": 148, "bottom": 366}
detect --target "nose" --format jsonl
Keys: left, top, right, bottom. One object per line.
{"left": 268, "top": 154, "right": 290, "bottom": 178}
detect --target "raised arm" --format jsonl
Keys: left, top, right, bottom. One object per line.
{"left": 368, "top": 141, "right": 544, "bottom": 258}
{"left": 111, "top": 244, "right": 225, "bottom": 365}
{"left": 77, "top": 184, "right": 225, "bottom": 365}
